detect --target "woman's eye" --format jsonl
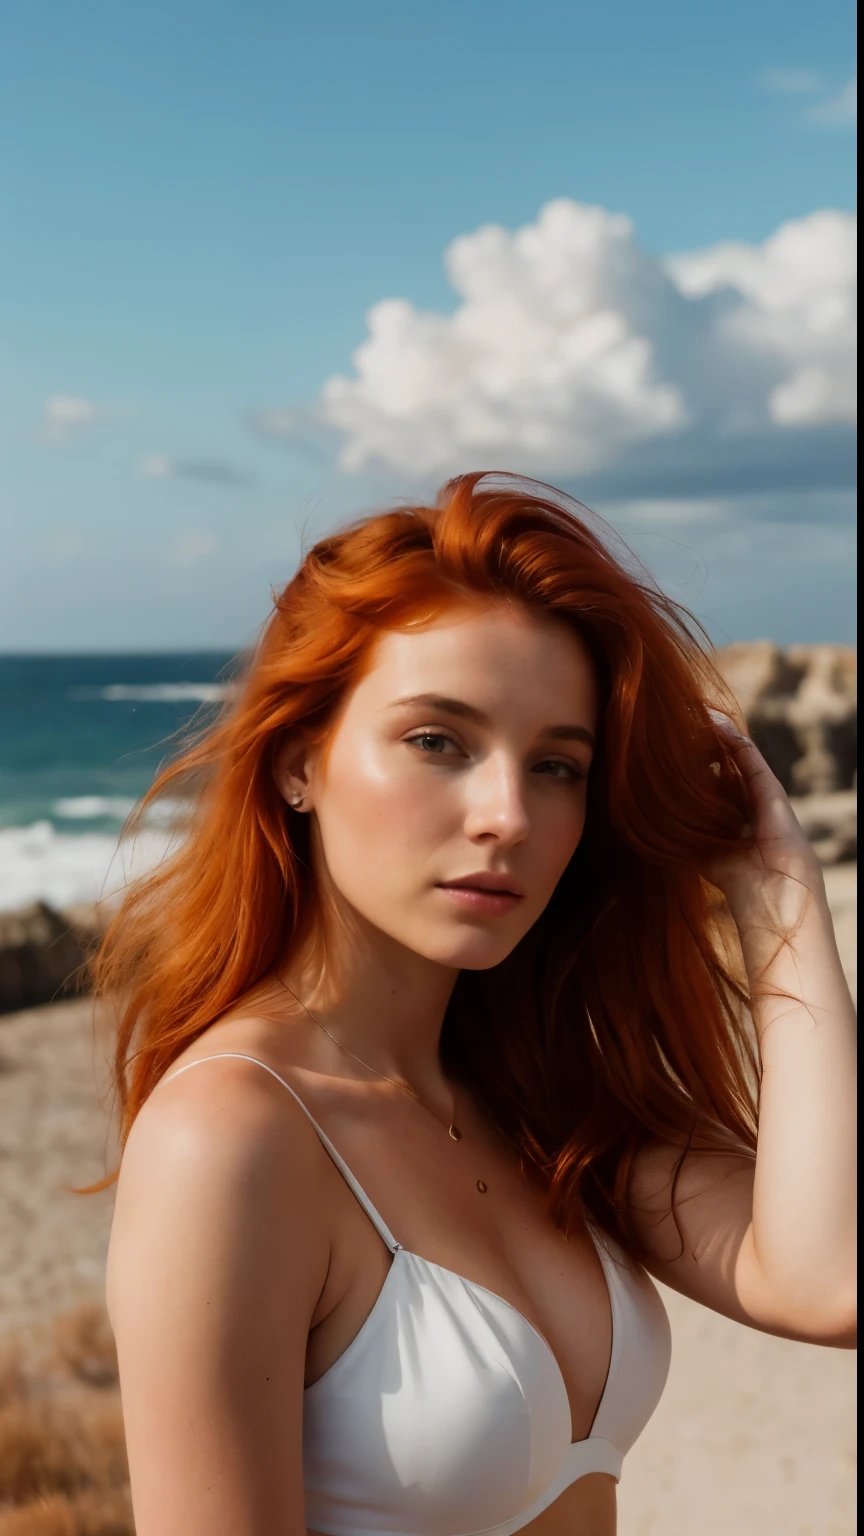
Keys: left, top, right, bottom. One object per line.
{"left": 406, "top": 732, "right": 455, "bottom": 755}
{"left": 533, "top": 759, "right": 585, "bottom": 782}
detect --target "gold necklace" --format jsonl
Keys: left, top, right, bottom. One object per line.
{"left": 273, "top": 972, "right": 489, "bottom": 1194}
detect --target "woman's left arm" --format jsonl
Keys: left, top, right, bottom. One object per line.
{"left": 629, "top": 714, "right": 857, "bottom": 1347}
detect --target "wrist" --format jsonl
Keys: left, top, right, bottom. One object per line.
{"left": 719, "top": 872, "right": 830, "bottom": 940}
{"left": 721, "top": 859, "right": 827, "bottom": 929}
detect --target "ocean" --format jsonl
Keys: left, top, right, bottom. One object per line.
{"left": 0, "top": 653, "right": 239, "bottom": 913}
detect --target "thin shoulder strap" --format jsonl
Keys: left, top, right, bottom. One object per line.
{"left": 163, "top": 1052, "right": 401, "bottom": 1253}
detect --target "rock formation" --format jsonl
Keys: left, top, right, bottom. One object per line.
{"left": 0, "top": 645, "right": 856, "bottom": 1014}
{"left": 0, "top": 902, "right": 99, "bottom": 1015}
{"left": 786, "top": 791, "right": 857, "bottom": 867}
{"left": 712, "top": 641, "right": 856, "bottom": 869}
{"left": 713, "top": 642, "right": 856, "bottom": 795}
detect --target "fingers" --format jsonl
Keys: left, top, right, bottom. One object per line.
{"left": 706, "top": 707, "right": 779, "bottom": 792}
{"left": 707, "top": 707, "right": 749, "bottom": 741}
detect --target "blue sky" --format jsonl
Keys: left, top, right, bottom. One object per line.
{"left": 0, "top": 0, "right": 856, "bottom": 651}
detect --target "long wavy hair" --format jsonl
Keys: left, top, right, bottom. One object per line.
{"left": 93, "top": 472, "right": 759, "bottom": 1247}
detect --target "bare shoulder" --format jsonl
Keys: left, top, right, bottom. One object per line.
{"left": 119, "top": 1035, "right": 312, "bottom": 1185}
{"left": 106, "top": 1036, "right": 330, "bottom": 1533}
{"left": 106, "top": 1044, "right": 333, "bottom": 1333}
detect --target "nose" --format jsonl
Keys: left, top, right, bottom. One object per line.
{"left": 462, "top": 752, "right": 530, "bottom": 848}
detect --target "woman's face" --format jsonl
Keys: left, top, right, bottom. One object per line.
{"left": 295, "top": 602, "right": 599, "bottom": 971}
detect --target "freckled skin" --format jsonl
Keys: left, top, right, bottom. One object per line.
{"left": 106, "top": 594, "right": 856, "bottom": 1536}
{"left": 111, "top": 603, "right": 617, "bottom": 1536}
{"left": 296, "top": 602, "right": 599, "bottom": 974}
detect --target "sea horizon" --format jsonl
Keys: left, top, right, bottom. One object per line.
{"left": 0, "top": 652, "right": 241, "bottom": 914}
{"left": 1, "top": 642, "right": 856, "bottom": 917}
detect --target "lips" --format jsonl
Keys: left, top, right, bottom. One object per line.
{"left": 434, "top": 872, "right": 526, "bottom": 917}
{"left": 439, "top": 872, "right": 526, "bottom": 898}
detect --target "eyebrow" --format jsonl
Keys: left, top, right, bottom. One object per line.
{"left": 387, "top": 693, "right": 596, "bottom": 750}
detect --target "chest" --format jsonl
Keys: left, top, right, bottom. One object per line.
{"left": 310, "top": 1099, "right": 617, "bottom": 1441}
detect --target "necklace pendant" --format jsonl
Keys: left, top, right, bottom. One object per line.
{"left": 476, "top": 1179, "right": 488, "bottom": 1194}
{"left": 448, "top": 1124, "right": 462, "bottom": 1141}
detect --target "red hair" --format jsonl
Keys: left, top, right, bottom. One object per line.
{"left": 93, "top": 473, "right": 758, "bottom": 1246}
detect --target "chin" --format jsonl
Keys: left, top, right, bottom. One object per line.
{"left": 412, "top": 925, "right": 522, "bottom": 972}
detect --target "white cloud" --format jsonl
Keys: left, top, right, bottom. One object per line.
{"left": 44, "top": 395, "right": 100, "bottom": 437}
{"left": 769, "top": 365, "right": 854, "bottom": 427}
{"left": 310, "top": 201, "right": 687, "bottom": 478}
{"left": 142, "top": 454, "right": 172, "bottom": 478}
{"left": 760, "top": 66, "right": 857, "bottom": 127}
{"left": 666, "top": 209, "right": 857, "bottom": 429}
{"left": 263, "top": 199, "right": 856, "bottom": 484}
{"left": 604, "top": 487, "right": 855, "bottom": 529}
{"left": 172, "top": 533, "right": 218, "bottom": 564}
{"left": 142, "top": 455, "right": 252, "bottom": 487}
{"left": 760, "top": 67, "right": 823, "bottom": 95}
{"left": 602, "top": 497, "right": 729, "bottom": 527}
{"left": 807, "top": 73, "right": 857, "bottom": 126}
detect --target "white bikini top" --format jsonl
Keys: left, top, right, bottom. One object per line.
{"left": 165, "top": 1053, "right": 671, "bottom": 1536}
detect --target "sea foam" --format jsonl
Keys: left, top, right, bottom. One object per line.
{"left": 52, "top": 796, "right": 137, "bottom": 821}
{"left": 50, "top": 795, "right": 191, "bottom": 827}
{"left": 67, "top": 683, "right": 232, "bottom": 703}
{"left": 0, "top": 821, "right": 179, "bottom": 914}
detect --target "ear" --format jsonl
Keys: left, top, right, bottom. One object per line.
{"left": 273, "top": 732, "right": 316, "bottom": 813}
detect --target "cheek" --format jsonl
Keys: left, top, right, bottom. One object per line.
{"left": 314, "top": 741, "right": 450, "bottom": 883}
{"left": 529, "top": 793, "right": 588, "bottom": 888}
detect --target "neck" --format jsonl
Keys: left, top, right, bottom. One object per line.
{"left": 276, "top": 873, "right": 459, "bottom": 1098}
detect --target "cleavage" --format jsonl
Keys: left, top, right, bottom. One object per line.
{"left": 306, "top": 1121, "right": 614, "bottom": 1442}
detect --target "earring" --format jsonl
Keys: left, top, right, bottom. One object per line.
{"left": 290, "top": 792, "right": 305, "bottom": 809}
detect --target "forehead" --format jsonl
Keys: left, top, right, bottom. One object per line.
{"left": 348, "top": 602, "right": 599, "bottom": 722}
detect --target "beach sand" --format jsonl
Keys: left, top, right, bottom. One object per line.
{"left": 0, "top": 864, "right": 856, "bottom": 1532}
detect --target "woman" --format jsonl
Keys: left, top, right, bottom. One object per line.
{"left": 100, "top": 473, "right": 856, "bottom": 1536}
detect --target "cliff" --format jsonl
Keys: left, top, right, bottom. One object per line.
{"left": 0, "top": 645, "right": 855, "bottom": 1013}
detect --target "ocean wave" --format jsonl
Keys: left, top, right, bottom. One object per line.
{"left": 53, "top": 796, "right": 137, "bottom": 821}
{"left": 50, "top": 795, "right": 192, "bottom": 827}
{"left": 0, "top": 821, "right": 180, "bottom": 914}
{"left": 67, "top": 683, "right": 233, "bottom": 703}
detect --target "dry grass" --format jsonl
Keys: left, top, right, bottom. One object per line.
{"left": 47, "top": 1312, "right": 118, "bottom": 1394}
{"left": 0, "top": 1305, "right": 133, "bottom": 1535}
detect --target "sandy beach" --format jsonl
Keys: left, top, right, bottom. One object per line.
{"left": 0, "top": 864, "right": 856, "bottom": 1533}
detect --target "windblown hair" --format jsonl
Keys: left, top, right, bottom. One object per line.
{"left": 93, "top": 472, "right": 759, "bottom": 1247}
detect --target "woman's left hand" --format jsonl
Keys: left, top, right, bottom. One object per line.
{"left": 634, "top": 709, "right": 856, "bottom": 1347}
{"left": 701, "top": 709, "right": 826, "bottom": 917}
